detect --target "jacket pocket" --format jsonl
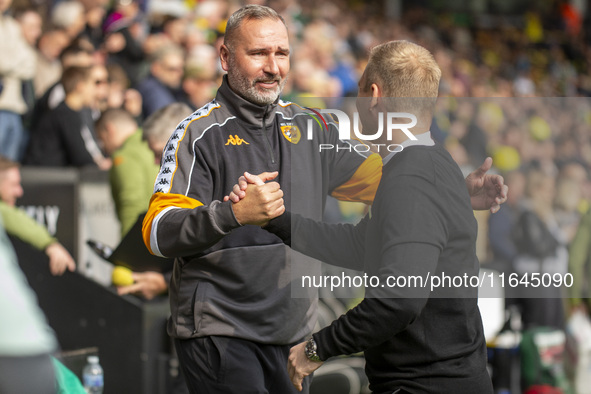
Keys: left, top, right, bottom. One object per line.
{"left": 192, "top": 280, "right": 208, "bottom": 334}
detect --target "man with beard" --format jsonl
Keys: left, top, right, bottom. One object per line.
{"left": 142, "top": 6, "right": 506, "bottom": 393}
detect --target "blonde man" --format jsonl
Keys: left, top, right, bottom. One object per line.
{"left": 235, "top": 41, "right": 495, "bottom": 393}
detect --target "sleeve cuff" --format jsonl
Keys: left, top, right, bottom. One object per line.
{"left": 312, "top": 331, "right": 332, "bottom": 362}
{"left": 264, "top": 212, "right": 291, "bottom": 246}
{"left": 212, "top": 200, "right": 242, "bottom": 233}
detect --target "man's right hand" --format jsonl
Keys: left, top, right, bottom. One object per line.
{"left": 230, "top": 171, "right": 285, "bottom": 226}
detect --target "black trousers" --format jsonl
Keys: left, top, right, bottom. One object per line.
{"left": 175, "top": 336, "right": 312, "bottom": 394}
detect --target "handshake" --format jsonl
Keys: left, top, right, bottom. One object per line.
{"left": 224, "top": 171, "right": 285, "bottom": 227}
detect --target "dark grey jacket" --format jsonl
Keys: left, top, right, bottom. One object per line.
{"left": 142, "top": 76, "right": 380, "bottom": 344}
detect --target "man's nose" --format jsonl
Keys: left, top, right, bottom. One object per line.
{"left": 263, "top": 55, "right": 279, "bottom": 75}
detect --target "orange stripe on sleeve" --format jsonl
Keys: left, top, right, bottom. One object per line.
{"left": 331, "top": 153, "right": 383, "bottom": 204}
{"left": 142, "top": 193, "right": 204, "bottom": 255}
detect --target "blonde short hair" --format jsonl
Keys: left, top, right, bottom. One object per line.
{"left": 362, "top": 41, "right": 441, "bottom": 116}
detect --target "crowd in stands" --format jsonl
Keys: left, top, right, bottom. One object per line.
{"left": 1, "top": 0, "right": 591, "bottom": 389}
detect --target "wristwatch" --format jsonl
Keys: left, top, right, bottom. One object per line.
{"left": 304, "top": 337, "right": 322, "bottom": 362}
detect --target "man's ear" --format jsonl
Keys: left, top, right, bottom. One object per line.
{"left": 105, "top": 122, "right": 118, "bottom": 138}
{"left": 369, "top": 83, "right": 381, "bottom": 110}
{"left": 220, "top": 44, "right": 230, "bottom": 72}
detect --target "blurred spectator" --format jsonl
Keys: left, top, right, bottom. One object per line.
{"left": 34, "top": 28, "right": 70, "bottom": 99}
{"left": 554, "top": 165, "right": 585, "bottom": 242}
{"left": 103, "top": 0, "right": 145, "bottom": 85}
{"left": 141, "top": 102, "right": 192, "bottom": 164}
{"left": 81, "top": 1, "right": 108, "bottom": 49}
{"left": 95, "top": 108, "right": 158, "bottom": 237}
{"left": 105, "top": 62, "right": 142, "bottom": 119}
{"left": 31, "top": 41, "right": 95, "bottom": 133}
{"left": 512, "top": 168, "right": 569, "bottom": 330}
{"left": 161, "top": 15, "right": 189, "bottom": 47}
{"left": 182, "top": 65, "right": 216, "bottom": 111}
{"left": 51, "top": 0, "right": 86, "bottom": 39}
{"left": 568, "top": 206, "right": 591, "bottom": 314}
{"left": 14, "top": 7, "right": 43, "bottom": 146}
{"left": 14, "top": 7, "right": 42, "bottom": 47}
{"left": 488, "top": 169, "right": 527, "bottom": 268}
{"left": 91, "top": 63, "right": 110, "bottom": 117}
{"left": 0, "top": 157, "right": 76, "bottom": 276}
{"left": 0, "top": 0, "right": 36, "bottom": 161}
{"left": 136, "top": 45, "right": 185, "bottom": 118}
{"left": 25, "top": 66, "right": 110, "bottom": 169}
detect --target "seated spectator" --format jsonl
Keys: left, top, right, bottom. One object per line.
{"left": 0, "top": 157, "right": 75, "bottom": 276}
{"left": 136, "top": 45, "right": 185, "bottom": 118}
{"left": 25, "top": 66, "right": 110, "bottom": 169}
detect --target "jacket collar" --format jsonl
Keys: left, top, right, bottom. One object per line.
{"left": 216, "top": 75, "right": 278, "bottom": 127}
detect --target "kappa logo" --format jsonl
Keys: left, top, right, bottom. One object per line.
{"left": 280, "top": 124, "right": 301, "bottom": 144}
{"left": 167, "top": 144, "right": 175, "bottom": 151}
{"left": 161, "top": 167, "right": 172, "bottom": 174}
{"left": 225, "top": 135, "right": 249, "bottom": 146}
{"left": 155, "top": 188, "right": 164, "bottom": 193}
{"left": 164, "top": 155, "right": 175, "bottom": 163}
{"left": 158, "top": 178, "right": 170, "bottom": 185}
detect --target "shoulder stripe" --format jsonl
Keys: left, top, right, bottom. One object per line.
{"left": 154, "top": 102, "right": 220, "bottom": 194}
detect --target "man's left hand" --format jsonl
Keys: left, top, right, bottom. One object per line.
{"left": 45, "top": 242, "right": 76, "bottom": 276}
{"left": 466, "top": 157, "right": 508, "bottom": 213}
{"left": 287, "top": 342, "right": 323, "bottom": 392}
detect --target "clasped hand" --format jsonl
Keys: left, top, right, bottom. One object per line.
{"left": 225, "top": 171, "right": 285, "bottom": 226}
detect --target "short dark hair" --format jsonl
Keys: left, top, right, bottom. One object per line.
{"left": 96, "top": 108, "right": 137, "bottom": 133}
{"left": 59, "top": 40, "right": 94, "bottom": 63}
{"left": 224, "top": 5, "right": 286, "bottom": 50}
{"left": 61, "top": 66, "right": 92, "bottom": 95}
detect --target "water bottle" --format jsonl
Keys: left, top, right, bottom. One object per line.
{"left": 82, "top": 355, "right": 104, "bottom": 394}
